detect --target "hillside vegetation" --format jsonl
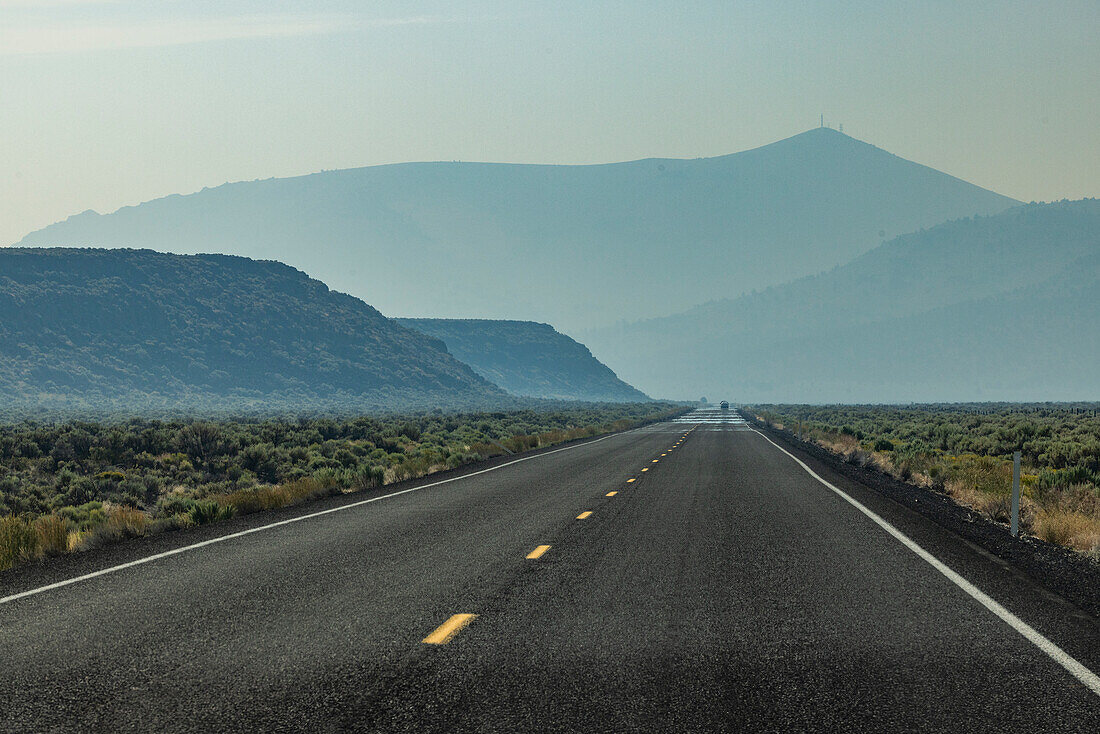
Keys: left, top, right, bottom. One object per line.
{"left": 17, "top": 128, "right": 1017, "bottom": 332}
{"left": 396, "top": 318, "right": 648, "bottom": 402}
{"left": 755, "top": 404, "right": 1100, "bottom": 553}
{"left": 589, "top": 199, "right": 1100, "bottom": 402}
{"left": 0, "top": 248, "right": 505, "bottom": 413}
{"left": 0, "top": 402, "right": 681, "bottom": 571}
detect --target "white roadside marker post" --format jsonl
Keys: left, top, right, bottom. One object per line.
{"left": 1011, "top": 451, "right": 1021, "bottom": 537}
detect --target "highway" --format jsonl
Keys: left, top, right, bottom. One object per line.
{"left": 2, "top": 409, "right": 1098, "bottom": 733}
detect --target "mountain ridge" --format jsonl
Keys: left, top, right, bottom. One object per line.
{"left": 16, "top": 129, "right": 1019, "bottom": 332}
{"left": 0, "top": 248, "right": 507, "bottom": 414}
{"left": 396, "top": 318, "right": 649, "bottom": 403}
{"left": 584, "top": 199, "right": 1100, "bottom": 402}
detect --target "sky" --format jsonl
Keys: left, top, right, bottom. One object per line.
{"left": 2, "top": 0, "right": 1098, "bottom": 246}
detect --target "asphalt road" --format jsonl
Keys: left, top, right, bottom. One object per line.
{"left": 2, "top": 410, "right": 1098, "bottom": 733}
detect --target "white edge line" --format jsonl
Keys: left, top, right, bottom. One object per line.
{"left": 1, "top": 429, "right": 632, "bottom": 606}
{"left": 751, "top": 428, "right": 1100, "bottom": 698}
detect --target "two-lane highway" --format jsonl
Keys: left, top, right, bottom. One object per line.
{"left": 2, "top": 410, "right": 1098, "bottom": 732}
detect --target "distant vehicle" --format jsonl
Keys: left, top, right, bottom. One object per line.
{"left": 720, "top": 401, "right": 729, "bottom": 410}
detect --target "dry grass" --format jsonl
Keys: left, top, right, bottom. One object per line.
{"left": 215, "top": 476, "right": 337, "bottom": 515}
{"left": 105, "top": 506, "right": 149, "bottom": 536}
{"left": 35, "top": 515, "right": 69, "bottom": 556}
{"left": 945, "top": 480, "right": 1018, "bottom": 524}
{"left": 0, "top": 515, "right": 39, "bottom": 571}
{"left": 1033, "top": 510, "right": 1100, "bottom": 551}
{"left": 388, "top": 457, "right": 440, "bottom": 483}
{"left": 219, "top": 485, "right": 291, "bottom": 514}
{"left": 66, "top": 530, "right": 88, "bottom": 552}
{"left": 817, "top": 434, "right": 861, "bottom": 456}
{"left": 1029, "top": 486, "right": 1100, "bottom": 552}
{"left": 0, "top": 515, "right": 70, "bottom": 570}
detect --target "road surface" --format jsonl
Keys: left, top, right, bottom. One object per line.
{"left": 2, "top": 409, "right": 1098, "bottom": 732}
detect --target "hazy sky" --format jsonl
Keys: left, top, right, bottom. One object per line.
{"left": 3, "top": 0, "right": 1097, "bottom": 246}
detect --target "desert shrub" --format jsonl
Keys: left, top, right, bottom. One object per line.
{"left": 72, "top": 506, "right": 152, "bottom": 550}
{"left": 188, "top": 500, "right": 235, "bottom": 525}
{"left": 446, "top": 452, "right": 476, "bottom": 469}
{"left": 155, "top": 495, "right": 197, "bottom": 517}
{"left": 0, "top": 402, "right": 684, "bottom": 570}
{"left": 947, "top": 455, "right": 1013, "bottom": 498}
{"left": 312, "top": 467, "right": 345, "bottom": 491}
{"left": 391, "top": 457, "right": 433, "bottom": 482}
{"left": 55, "top": 501, "right": 107, "bottom": 531}
{"left": 505, "top": 434, "right": 539, "bottom": 453}
{"left": 349, "top": 465, "right": 385, "bottom": 490}
{"left": 845, "top": 449, "right": 871, "bottom": 467}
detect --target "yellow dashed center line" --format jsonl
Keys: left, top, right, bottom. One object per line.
{"left": 606, "top": 491, "right": 618, "bottom": 496}
{"left": 627, "top": 478, "right": 636, "bottom": 483}
{"left": 576, "top": 511, "right": 593, "bottom": 520}
{"left": 651, "top": 459, "right": 659, "bottom": 463}
{"left": 526, "top": 545, "right": 551, "bottom": 559}
{"left": 422, "top": 614, "right": 477, "bottom": 644}
{"left": 641, "top": 468, "right": 648, "bottom": 472}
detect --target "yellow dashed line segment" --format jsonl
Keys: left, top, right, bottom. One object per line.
{"left": 606, "top": 491, "right": 618, "bottom": 497}
{"left": 526, "top": 545, "right": 551, "bottom": 559}
{"left": 576, "top": 511, "right": 593, "bottom": 520}
{"left": 423, "top": 614, "right": 477, "bottom": 645}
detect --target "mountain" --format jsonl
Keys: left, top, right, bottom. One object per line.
{"left": 396, "top": 318, "right": 649, "bottom": 402}
{"left": 0, "top": 248, "right": 506, "bottom": 414}
{"left": 16, "top": 129, "right": 1018, "bottom": 333}
{"left": 584, "top": 200, "right": 1100, "bottom": 402}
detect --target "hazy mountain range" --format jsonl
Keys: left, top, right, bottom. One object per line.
{"left": 0, "top": 249, "right": 653, "bottom": 414}
{"left": 10, "top": 130, "right": 1093, "bottom": 405}
{"left": 397, "top": 319, "right": 648, "bottom": 403}
{"left": 585, "top": 200, "right": 1100, "bottom": 402}
{"left": 17, "top": 128, "right": 1018, "bottom": 333}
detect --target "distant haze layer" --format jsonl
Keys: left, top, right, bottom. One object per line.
{"left": 17, "top": 129, "right": 1017, "bottom": 333}
{"left": 585, "top": 200, "right": 1100, "bottom": 403}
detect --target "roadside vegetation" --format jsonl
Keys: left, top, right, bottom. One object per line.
{"left": 0, "top": 403, "right": 682, "bottom": 571}
{"left": 754, "top": 404, "right": 1100, "bottom": 554}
